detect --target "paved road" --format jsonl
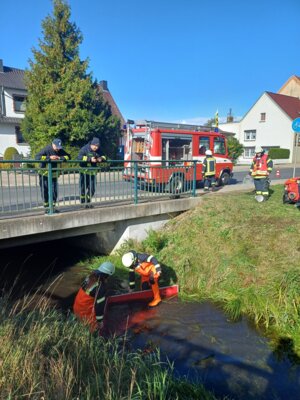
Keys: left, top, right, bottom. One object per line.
{"left": 1, "top": 165, "right": 299, "bottom": 217}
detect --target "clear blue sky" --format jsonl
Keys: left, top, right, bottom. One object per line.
{"left": 1, "top": 0, "right": 299, "bottom": 124}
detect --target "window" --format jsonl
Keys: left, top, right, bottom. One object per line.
{"left": 13, "top": 95, "right": 26, "bottom": 112}
{"left": 199, "top": 137, "right": 210, "bottom": 155}
{"left": 162, "top": 136, "right": 192, "bottom": 162}
{"left": 15, "top": 126, "right": 26, "bottom": 144}
{"left": 244, "top": 147, "right": 255, "bottom": 158}
{"left": 244, "top": 130, "right": 256, "bottom": 141}
{"left": 213, "top": 137, "right": 226, "bottom": 155}
{"left": 260, "top": 113, "right": 266, "bottom": 122}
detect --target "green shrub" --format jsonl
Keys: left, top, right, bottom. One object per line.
{"left": 268, "top": 148, "right": 290, "bottom": 159}
{"left": 2, "top": 147, "right": 20, "bottom": 169}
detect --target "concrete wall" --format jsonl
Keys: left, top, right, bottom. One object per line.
{"left": 0, "top": 197, "right": 202, "bottom": 253}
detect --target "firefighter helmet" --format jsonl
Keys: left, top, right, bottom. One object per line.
{"left": 122, "top": 251, "right": 137, "bottom": 268}
{"left": 205, "top": 149, "right": 212, "bottom": 156}
{"left": 98, "top": 261, "right": 115, "bottom": 275}
{"left": 255, "top": 146, "right": 264, "bottom": 154}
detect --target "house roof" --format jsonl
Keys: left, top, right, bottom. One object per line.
{"left": 98, "top": 81, "right": 125, "bottom": 126}
{"left": 266, "top": 92, "right": 300, "bottom": 120}
{"left": 0, "top": 66, "right": 26, "bottom": 90}
{"left": 278, "top": 75, "right": 300, "bottom": 93}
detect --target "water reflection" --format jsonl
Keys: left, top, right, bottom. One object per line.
{"left": 106, "top": 300, "right": 300, "bottom": 400}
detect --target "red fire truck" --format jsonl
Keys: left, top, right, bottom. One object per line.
{"left": 123, "top": 120, "right": 233, "bottom": 192}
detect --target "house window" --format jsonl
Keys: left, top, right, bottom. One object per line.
{"left": 15, "top": 126, "right": 26, "bottom": 144}
{"left": 244, "top": 147, "right": 255, "bottom": 158}
{"left": 13, "top": 95, "right": 26, "bottom": 112}
{"left": 244, "top": 130, "right": 256, "bottom": 141}
{"left": 260, "top": 113, "right": 266, "bottom": 122}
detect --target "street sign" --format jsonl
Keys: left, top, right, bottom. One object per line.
{"left": 292, "top": 117, "right": 300, "bottom": 133}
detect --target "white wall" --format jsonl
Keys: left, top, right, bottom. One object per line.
{"left": 220, "top": 93, "right": 294, "bottom": 164}
{"left": 0, "top": 123, "right": 30, "bottom": 157}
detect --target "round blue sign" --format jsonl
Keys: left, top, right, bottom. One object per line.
{"left": 292, "top": 117, "right": 300, "bottom": 133}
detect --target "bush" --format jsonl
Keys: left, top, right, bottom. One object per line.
{"left": 268, "top": 148, "right": 290, "bottom": 159}
{"left": 0, "top": 147, "right": 20, "bottom": 169}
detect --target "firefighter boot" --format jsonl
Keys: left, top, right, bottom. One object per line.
{"left": 148, "top": 281, "right": 162, "bottom": 307}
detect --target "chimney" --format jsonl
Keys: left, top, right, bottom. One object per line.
{"left": 227, "top": 108, "right": 234, "bottom": 123}
{"left": 99, "top": 80, "right": 108, "bottom": 91}
{"left": 0, "top": 59, "right": 3, "bottom": 73}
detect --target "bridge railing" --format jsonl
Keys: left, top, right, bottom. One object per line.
{"left": 0, "top": 159, "right": 198, "bottom": 217}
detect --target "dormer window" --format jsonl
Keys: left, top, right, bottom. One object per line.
{"left": 260, "top": 112, "right": 266, "bottom": 122}
{"left": 13, "top": 95, "right": 26, "bottom": 113}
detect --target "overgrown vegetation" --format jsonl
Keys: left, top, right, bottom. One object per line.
{"left": 0, "top": 292, "right": 216, "bottom": 399}
{"left": 131, "top": 185, "right": 300, "bottom": 353}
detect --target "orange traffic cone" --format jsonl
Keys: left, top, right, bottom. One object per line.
{"left": 276, "top": 169, "right": 280, "bottom": 178}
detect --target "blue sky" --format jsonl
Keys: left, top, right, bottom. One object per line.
{"left": 1, "top": 0, "right": 299, "bottom": 124}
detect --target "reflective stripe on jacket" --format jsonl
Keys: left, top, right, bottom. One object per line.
{"left": 35, "top": 145, "right": 70, "bottom": 177}
{"left": 129, "top": 253, "right": 161, "bottom": 289}
{"left": 250, "top": 153, "right": 273, "bottom": 178}
{"left": 203, "top": 156, "right": 216, "bottom": 176}
{"left": 78, "top": 143, "right": 106, "bottom": 175}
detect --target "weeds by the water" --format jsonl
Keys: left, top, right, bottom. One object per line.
{"left": 0, "top": 291, "right": 216, "bottom": 399}
{"left": 137, "top": 185, "right": 300, "bottom": 353}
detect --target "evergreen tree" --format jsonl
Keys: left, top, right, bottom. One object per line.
{"left": 22, "top": 0, "right": 120, "bottom": 158}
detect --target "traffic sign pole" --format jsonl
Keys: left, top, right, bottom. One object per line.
{"left": 292, "top": 118, "right": 300, "bottom": 178}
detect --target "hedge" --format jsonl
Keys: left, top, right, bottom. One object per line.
{"left": 268, "top": 148, "right": 290, "bottom": 159}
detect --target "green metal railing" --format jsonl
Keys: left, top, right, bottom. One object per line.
{"left": 0, "top": 159, "right": 198, "bottom": 217}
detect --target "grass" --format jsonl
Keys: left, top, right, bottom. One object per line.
{"left": 133, "top": 185, "right": 300, "bottom": 353}
{"left": 0, "top": 290, "right": 217, "bottom": 399}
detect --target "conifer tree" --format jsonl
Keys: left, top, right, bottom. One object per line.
{"left": 22, "top": 0, "right": 120, "bottom": 158}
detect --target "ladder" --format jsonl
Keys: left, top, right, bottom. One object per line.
{"left": 134, "top": 120, "right": 213, "bottom": 132}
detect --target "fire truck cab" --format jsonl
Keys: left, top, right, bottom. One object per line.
{"left": 123, "top": 120, "right": 233, "bottom": 191}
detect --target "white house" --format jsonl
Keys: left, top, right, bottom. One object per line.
{"left": 0, "top": 59, "right": 30, "bottom": 157}
{"left": 220, "top": 78, "right": 300, "bottom": 164}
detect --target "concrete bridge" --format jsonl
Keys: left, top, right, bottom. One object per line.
{"left": 0, "top": 196, "right": 203, "bottom": 253}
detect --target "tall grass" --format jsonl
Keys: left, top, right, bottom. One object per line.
{"left": 139, "top": 185, "right": 300, "bottom": 352}
{"left": 0, "top": 292, "right": 216, "bottom": 399}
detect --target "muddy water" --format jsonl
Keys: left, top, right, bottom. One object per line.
{"left": 106, "top": 299, "right": 300, "bottom": 400}
{"left": 2, "top": 244, "right": 300, "bottom": 399}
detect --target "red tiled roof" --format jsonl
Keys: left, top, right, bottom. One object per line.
{"left": 98, "top": 84, "right": 125, "bottom": 126}
{"left": 267, "top": 92, "right": 300, "bottom": 120}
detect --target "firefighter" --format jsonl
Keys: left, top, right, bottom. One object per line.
{"left": 122, "top": 251, "right": 162, "bottom": 307}
{"left": 73, "top": 261, "right": 115, "bottom": 332}
{"left": 35, "top": 139, "right": 70, "bottom": 214}
{"left": 203, "top": 149, "right": 216, "bottom": 191}
{"left": 77, "top": 137, "right": 107, "bottom": 208}
{"left": 250, "top": 146, "right": 273, "bottom": 200}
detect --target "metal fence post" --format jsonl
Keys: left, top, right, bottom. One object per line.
{"left": 192, "top": 160, "right": 197, "bottom": 197}
{"left": 134, "top": 161, "right": 138, "bottom": 204}
{"left": 48, "top": 161, "right": 54, "bottom": 215}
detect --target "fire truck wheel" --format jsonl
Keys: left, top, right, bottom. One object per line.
{"left": 282, "top": 192, "right": 291, "bottom": 204}
{"left": 217, "top": 171, "right": 231, "bottom": 186}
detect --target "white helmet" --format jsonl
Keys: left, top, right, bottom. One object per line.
{"left": 122, "top": 251, "right": 136, "bottom": 268}
{"left": 255, "top": 145, "right": 264, "bottom": 154}
{"left": 205, "top": 149, "right": 212, "bottom": 156}
{"left": 98, "top": 261, "right": 115, "bottom": 275}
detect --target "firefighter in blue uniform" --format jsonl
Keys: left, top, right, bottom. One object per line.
{"left": 203, "top": 149, "right": 216, "bottom": 191}
{"left": 77, "top": 137, "right": 107, "bottom": 208}
{"left": 35, "top": 138, "right": 70, "bottom": 214}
